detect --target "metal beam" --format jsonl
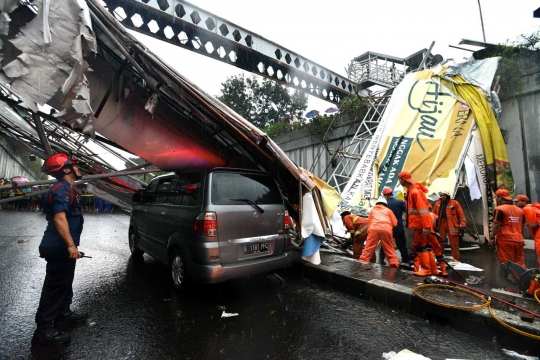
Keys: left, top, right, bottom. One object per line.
{"left": 101, "top": 0, "right": 358, "bottom": 104}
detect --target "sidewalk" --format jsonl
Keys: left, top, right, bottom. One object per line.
{"left": 290, "top": 243, "right": 540, "bottom": 355}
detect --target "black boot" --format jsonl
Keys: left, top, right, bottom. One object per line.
{"left": 55, "top": 309, "right": 89, "bottom": 325}
{"left": 32, "top": 324, "right": 70, "bottom": 346}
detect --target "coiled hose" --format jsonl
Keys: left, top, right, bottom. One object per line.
{"left": 413, "top": 283, "right": 540, "bottom": 340}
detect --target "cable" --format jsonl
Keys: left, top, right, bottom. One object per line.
{"left": 413, "top": 284, "right": 490, "bottom": 311}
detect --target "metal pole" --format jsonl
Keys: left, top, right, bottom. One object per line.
{"left": 417, "top": 41, "right": 435, "bottom": 71}
{"left": 477, "top": 0, "right": 487, "bottom": 42}
{"left": 0, "top": 168, "right": 160, "bottom": 191}
{"left": 32, "top": 113, "right": 53, "bottom": 157}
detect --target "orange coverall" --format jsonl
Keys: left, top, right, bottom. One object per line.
{"left": 342, "top": 215, "right": 369, "bottom": 257}
{"left": 493, "top": 204, "right": 525, "bottom": 267}
{"left": 433, "top": 199, "right": 466, "bottom": 260}
{"left": 360, "top": 205, "right": 399, "bottom": 267}
{"left": 523, "top": 203, "right": 540, "bottom": 267}
{"left": 428, "top": 211, "right": 443, "bottom": 257}
{"left": 405, "top": 183, "right": 433, "bottom": 251}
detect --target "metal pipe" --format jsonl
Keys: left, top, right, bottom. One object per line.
{"left": 477, "top": 0, "right": 487, "bottom": 42}
{"left": 417, "top": 41, "right": 435, "bottom": 71}
{"left": 0, "top": 168, "right": 160, "bottom": 190}
{"left": 32, "top": 113, "right": 53, "bottom": 157}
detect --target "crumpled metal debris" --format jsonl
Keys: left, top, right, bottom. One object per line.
{"left": 0, "top": 0, "right": 97, "bottom": 137}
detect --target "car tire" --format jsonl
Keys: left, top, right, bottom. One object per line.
{"left": 170, "top": 249, "right": 187, "bottom": 289}
{"left": 129, "top": 229, "right": 144, "bottom": 257}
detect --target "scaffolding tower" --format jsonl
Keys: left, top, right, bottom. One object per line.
{"left": 325, "top": 49, "right": 436, "bottom": 193}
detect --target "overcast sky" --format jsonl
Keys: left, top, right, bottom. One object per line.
{"left": 130, "top": 0, "right": 540, "bottom": 113}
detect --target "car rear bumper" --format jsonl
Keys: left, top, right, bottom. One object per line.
{"left": 188, "top": 251, "right": 293, "bottom": 284}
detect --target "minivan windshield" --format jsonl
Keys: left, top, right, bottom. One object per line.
{"left": 211, "top": 173, "right": 282, "bottom": 205}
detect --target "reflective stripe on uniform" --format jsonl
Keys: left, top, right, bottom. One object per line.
{"left": 408, "top": 208, "right": 429, "bottom": 214}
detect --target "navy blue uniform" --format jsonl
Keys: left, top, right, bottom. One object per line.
{"left": 380, "top": 196, "right": 409, "bottom": 263}
{"left": 35, "top": 180, "right": 84, "bottom": 326}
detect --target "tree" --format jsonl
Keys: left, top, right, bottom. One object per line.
{"left": 476, "top": 31, "right": 540, "bottom": 100}
{"left": 217, "top": 74, "right": 308, "bottom": 128}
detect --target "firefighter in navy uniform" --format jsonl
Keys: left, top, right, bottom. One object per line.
{"left": 32, "top": 153, "right": 88, "bottom": 346}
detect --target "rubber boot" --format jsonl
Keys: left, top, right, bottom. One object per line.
{"left": 439, "top": 261, "right": 448, "bottom": 277}
{"left": 413, "top": 252, "right": 431, "bottom": 276}
{"left": 413, "top": 255, "right": 420, "bottom": 272}
{"left": 428, "top": 250, "right": 439, "bottom": 275}
{"left": 31, "top": 323, "right": 71, "bottom": 346}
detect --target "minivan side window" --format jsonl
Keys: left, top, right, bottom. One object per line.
{"left": 211, "top": 173, "right": 282, "bottom": 205}
{"left": 168, "top": 173, "right": 200, "bottom": 206}
{"left": 155, "top": 178, "right": 173, "bottom": 203}
{"left": 142, "top": 179, "right": 159, "bottom": 203}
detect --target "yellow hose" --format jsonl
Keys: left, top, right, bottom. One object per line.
{"left": 488, "top": 305, "right": 540, "bottom": 340}
{"left": 414, "top": 283, "right": 540, "bottom": 340}
{"left": 413, "top": 284, "right": 490, "bottom": 311}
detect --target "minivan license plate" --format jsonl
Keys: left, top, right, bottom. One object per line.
{"left": 244, "top": 242, "right": 269, "bottom": 255}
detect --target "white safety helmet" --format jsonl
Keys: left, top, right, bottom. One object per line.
{"left": 375, "top": 197, "right": 388, "bottom": 206}
{"left": 438, "top": 189, "right": 451, "bottom": 196}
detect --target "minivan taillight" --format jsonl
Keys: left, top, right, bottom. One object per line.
{"left": 194, "top": 212, "right": 217, "bottom": 237}
{"left": 284, "top": 210, "right": 291, "bottom": 229}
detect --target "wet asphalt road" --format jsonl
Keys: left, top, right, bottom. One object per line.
{"left": 0, "top": 210, "right": 523, "bottom": 360}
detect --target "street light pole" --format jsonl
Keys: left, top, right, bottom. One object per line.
{"left": 477, "top": 0, "right": 487, "bottom": 42}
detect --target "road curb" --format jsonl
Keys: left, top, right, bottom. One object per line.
{"left": 290, "top": 252, "right": 540, "bottom": 353}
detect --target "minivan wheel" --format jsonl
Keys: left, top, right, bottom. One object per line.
{"left": 129, "top": 229, "right": 144, "bottom": 257}
{"left": 170, "top": 250, "right": 186, "bottom": 289}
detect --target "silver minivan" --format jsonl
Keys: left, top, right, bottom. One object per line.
{"left": 129, "top": 168, "right": 293, "bottom": 288}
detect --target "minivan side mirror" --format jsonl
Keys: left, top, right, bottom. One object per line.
{"left": 132, "top": 191, "right": 142, "bottom": 203}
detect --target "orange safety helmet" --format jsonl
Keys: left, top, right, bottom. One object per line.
{"left": 382, "top": 187, "right": 393, "bottom": 195}
{"left": 41, "top": 153, "right": 78, "bottom": 174}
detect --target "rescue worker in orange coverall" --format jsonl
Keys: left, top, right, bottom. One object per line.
{"left": 513, "top": 194, "right": 540, "bottom": 268}
{"left": 359, "top": 197, "right": 400, "bottom": 268}
{"left": 432, "top": 189, "right": 466, "bottom": 261}
{"left": 340, "top": 211, "right": 369, "bottom": 259}
{"left": 489, "top": 189, "right": 525, "bottom": 268}
{"left": 398, "top": 171, "right": 433, "bottom": 276}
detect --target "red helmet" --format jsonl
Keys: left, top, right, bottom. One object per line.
{"left": 382, "top": 187, "right": 393, "bottom": 195}
{"left": 41, "top": 153, "right": 78, "bottom": 174}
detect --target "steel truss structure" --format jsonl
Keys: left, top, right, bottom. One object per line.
{"left": 102, "top": 0, "right": 360, "bottom": 104}
{"left": 97, "top": 1, "right": 439, "bottom": 192}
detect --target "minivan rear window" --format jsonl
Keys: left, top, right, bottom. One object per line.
{"left": 211, "top": 173, "right": 282, "bottom": 205}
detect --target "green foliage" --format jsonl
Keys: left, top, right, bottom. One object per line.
{"left": 265, "top": 121, "right": 295, "bottom": 139}
{"left": 477, "top": 31, "right": 540, "bottom": 99}
{"left": 264, "top": 114, "right": 334, "bottom": 143}
{"left": 217, "top": 74, "right": 308, "bottom": 128}
{"left": 308, "top": 115, "right": 335, "bottom": 142}
{"left": 339, "top": 95, "right": 368, "bottom": 118}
